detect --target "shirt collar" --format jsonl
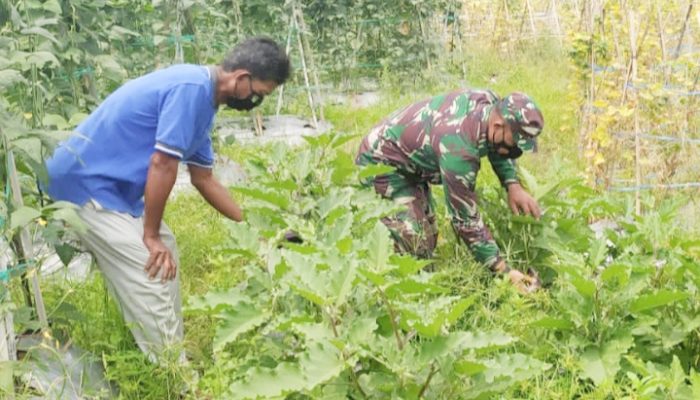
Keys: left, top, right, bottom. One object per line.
{"left": 206, "top": 66, "right": 218, "bottom": 108}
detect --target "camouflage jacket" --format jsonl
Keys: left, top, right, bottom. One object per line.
{"left": 356, "top": 89, "right": 519, "bottom": 268}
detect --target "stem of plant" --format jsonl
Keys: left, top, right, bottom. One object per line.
{"left": 418, "top": 362, "right": 438, "bottom": 398}
{"left": 323, "top": 307, "right": 367, "bottom": 399}
{"left": 379, "top": 289, "right": 404, "bottom": 350}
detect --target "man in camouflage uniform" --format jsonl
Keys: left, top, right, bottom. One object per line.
{"left": 356, "top": 89, "right": 543, "bottom": 292}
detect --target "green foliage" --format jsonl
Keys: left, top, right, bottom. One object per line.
{"left": 188, "top": 133, "right": 549, "bottom": 398}
{"left": 479, "top": 167, "right": 700, "bottom": 396}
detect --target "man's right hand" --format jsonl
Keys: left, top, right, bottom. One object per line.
{"left": 507, "top": 269, "right": 541, "bottom": 294}
{"left": 143, "top": 235, "right": 177, "bottom": 282}
{"left": 494, "top": 260, "right": 541, "bottom": 294}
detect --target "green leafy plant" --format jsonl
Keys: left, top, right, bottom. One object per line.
{"left": 188, "top": 133, "right": 549, "bottom": 399}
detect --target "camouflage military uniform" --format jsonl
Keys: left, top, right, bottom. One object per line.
{"left": 356, "top": 89, "right": 538, "bottom": 270}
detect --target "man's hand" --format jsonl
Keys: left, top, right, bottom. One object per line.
{"left": 143, "top": 235, "right": 177, "bottom": 282}
{"left": 507, "top": 269, "right": 541, "bottom": 294}
{"left": 507, "top": 183, "right": 541, "bottom": 219}
{"left": 494, "top": 260, "right": 541, "bottom": 294}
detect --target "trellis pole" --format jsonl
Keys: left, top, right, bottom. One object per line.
{"left": 550, "top": 0, "right": 563, "bottom": 46}
{"left": 273, "top": 2, "right": 324, "bottom": 128}
{"left": 655, "top": 3, "right": 669, "bottom": 84}
{"left": 173, "top": 0, "right": 185, "bottom": 64}
{"left": 293, "top": 4, "right": 325, "bottom": 122}
{"left": 674, "top": 1, "right": 694, "bottom": 59}
{"left": 525, "top": 0, "right": 537, "bottom": 36}
{"left": 0, "top": 131, "right": 17, "bottom": 387}
{"left": 628, "top": 10, "right": 642, "bottom": 214}
{"left": 275, "top": 25, "right": 294, "bottom": 117}
{"left": 5, "top": 150, "right": 48, "bottom": 332}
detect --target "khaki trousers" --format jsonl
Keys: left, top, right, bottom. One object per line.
{"left": 77, "top": 202, "right": 184, "bottom": 363}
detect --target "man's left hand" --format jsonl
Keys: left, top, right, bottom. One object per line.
{"left": 507, "top": 183, "right": 541, "bottom": 219}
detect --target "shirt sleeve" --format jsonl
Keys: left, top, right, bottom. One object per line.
{"left": 487, "top": 151, "right": 520, "bottom": 187}
{"left": 439, "top": 136, "right": 503, "bottom": 270}
{"left": 154, "top": 84, "right": 209, "bottom": 159}
{"left": 183, "top": 134, "right": 214, "bottom": 168}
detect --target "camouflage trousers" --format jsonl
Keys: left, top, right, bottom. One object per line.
{"left": 366, "top": 172, "right": 439, "bottom": 259}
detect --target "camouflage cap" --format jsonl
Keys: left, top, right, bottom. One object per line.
{"left": 497, "top": 92, "right": 544, "bottom": 151}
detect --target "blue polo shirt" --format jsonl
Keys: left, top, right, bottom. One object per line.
{"left": 46, "top": 64, "right": 218, "bottom": 217}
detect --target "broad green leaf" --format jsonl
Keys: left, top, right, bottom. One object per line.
{"left": 10, "top": 206, "right": 41, "bottom": 230}
{"left": 385, "top": 279, "right": 448, "bottom": 298}
{"left": 569, "top": 273, "right": 596, "bottom": 298}
{"left": 48, "top": 207, "right": 87, "bottom": 233}
{"left": 214, "top": 303, "right": 271, "bottom": 352}
{"left": 358, "top": 163, "right": 395, "bottom": 180}
{"left": 41, "top": 0, "right": 61, "bottom": 14}
{"left": 629, "top": 290, "right": 689, "bottom": 313}
{"left": 446, "top": 330, "right": 516, "bottom": 351}
{"left": 25, "top": 51, "right": 59, "bottom": 68}
{"left": 464, "top": 353, "right": 550, "bottom": 399}
{"left": 20, "top": 27, "right": 59, "bottom": 44}
{"left": 43, "top": 113, "right": 69, "bottom": 129}
{"left": 293, "top": 322, "right": 335, "bottom": 342}
{"left": 68, "top": 112, "right": 88, "bottom": 127}
{"left": 324, "top": 212, "right": 353, "bottom": 245}
{"left": 366, "top": 221, "right": 393, "bottom": 272}
{"left": 454, "top": 360, "right": 487, "bottom": 376}
{"left": 186, "top": 288, "right": 251, "bottom": 312}
{"left": 346, "top": 316, "right": 377, "bottom": 344}
{"left": 95, "top": 55, "right": 126, "bottom": 80}
{"left": 229, "top": 341, "right": 345, "bottom": 399}
{"left": 399, "top": 296, "right": 476, "bottom": 337}
{"left": 232, "top": 186, "right": 289, "bottom": 209}
{"left": 224, "top": 221, "right": 260, "bottom": 256}
{"left": 54, "top": 243, "right": 78, "bottom": 267}
{"left": 0, "top": 69, "right": 26, "bottom": 89}
{"left": 358, "top": 268, "right": 386, "bottom": 286}
{"left": 691, "top": 369, "right": 700, "bottom": 399}
{"left": 329, "top": 256, "right": 356, "bottom": 308}
{"left": 290, "top": 285, "right": 328, "bottom": 306}
{"left": 579, "top": 336, "right": 633, "bottom": 386}
{"left": 390, "top": 254, "right": 432, "bottom": 276}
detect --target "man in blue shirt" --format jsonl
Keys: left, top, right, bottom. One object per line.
{"left": 46, "top": 37, "right": 290, "bottom": 363}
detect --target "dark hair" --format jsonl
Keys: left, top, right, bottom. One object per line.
{"left": 222, "top": 37, "right": 291, "bottom": 84}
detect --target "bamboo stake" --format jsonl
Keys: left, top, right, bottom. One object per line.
{"left": 293, "top": 11, "right": 318, "bottom": 128}
{"left": 4, "top": 138, "right": 48, "bottom": 331}
{"left": 655, "top": 2, "right": 668, "bottom": 84}
{"left": 0, "top": 134, "right": 17, "bottom": 369}
{"left": 551, "top": 0, "right": 564, "bottom": 46}
{"left": 628, "top": 10, "right": 642, "bottom": 214}
{"left": 294, "top": 5, "right": 324, "bottom": 121}
{"left": 525, "top": 0, "right": 537, "bottom": 35}
{"left": 275, "top": 22, "right": 294, "bottom": 117}
{"left": 674, "top": 1, "right": 694, "bottom": 59}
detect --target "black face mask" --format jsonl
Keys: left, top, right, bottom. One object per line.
{"left": 227, "top": 93, "right": 264, "bottom": 111}
{"left": 492, "top": 129, "right": 523, "bottom": 159}
{"left": 495, "top": 142, "right": 523, "bottom": 159}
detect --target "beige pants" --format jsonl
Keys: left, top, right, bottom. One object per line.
{"left": 77, "top": 202, "right": 184, "bottom": 363}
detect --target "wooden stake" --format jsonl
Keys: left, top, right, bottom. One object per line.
{"left": 655, "top": 2, "right": 668, "bottom": 84}
{"left": 292, "top": 11, "right": 318, "bottom": 128}
{"left": 4, "top": 136, "right": 48, "bottom": 331}
{"left": 525, "top": 0, "right": 537, "bottom": 35}
{"left": 674, "top": 1, "right": 694, "bottom": 59}
{"left": 628, "top": 10, "right": 642, "bottom": 214}
{"left": 551, "top": 0, "right": 564, "bottom": 46}
{"left": 294, "top": 5, "right": 325, "bottom": 121}
{"left": 275, "top": 22, "right": 294, "bottom": 117}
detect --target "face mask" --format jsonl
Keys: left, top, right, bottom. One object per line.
{"left": 495, "top": 142, "right": 523, "bottom": 159}
{"left": 227, "top": 93, "right": 263, "bottom": 111}
{"left": 492, "top": 125, "right": 523, "bottom": 159}
{"left": 227, "top": 76, "right": 265, "bottom": 111}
